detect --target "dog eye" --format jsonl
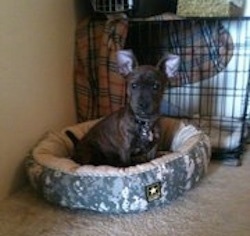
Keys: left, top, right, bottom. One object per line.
{"left": 131, "top": 83, "right": 138, "bottom": 89}
{"left": 153, "top": 83, "right": 160, "bottom": 90}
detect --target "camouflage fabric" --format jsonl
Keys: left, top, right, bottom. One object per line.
{"left": 26, "top": 119, "right": 211, "bottom": 214}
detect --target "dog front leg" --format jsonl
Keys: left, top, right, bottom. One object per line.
{"left": 119, "top": 149, "right": 132, "bottom": 167}
{"left": 146, "top": 144, "right": 158, "bottom": 161}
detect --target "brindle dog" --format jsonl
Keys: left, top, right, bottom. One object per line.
{"left": 66, "top": 50, "right": 179, "bottom": 167}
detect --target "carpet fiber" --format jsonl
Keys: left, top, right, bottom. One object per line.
{"left": 1, "top": 146, "right": 250, "bottom": 236}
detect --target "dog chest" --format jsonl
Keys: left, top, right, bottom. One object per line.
{"left": 131, "top": 121, "right": 157, "bottom": 155}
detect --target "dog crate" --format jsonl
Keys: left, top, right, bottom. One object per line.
{"left": 74, "top": 14, "right": 250, "bottom": 166}
{"left": 125, "top": 18, "right": 250, "bottom": 166}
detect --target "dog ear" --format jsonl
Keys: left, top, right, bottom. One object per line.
{"left": 157, "top": 54, "right": 180, "bottom": 78}
{"left": 116, "top": 50, "right": 138, "bottom": 76}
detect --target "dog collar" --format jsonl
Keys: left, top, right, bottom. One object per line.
{"left": 135, "top": 118, "right": 148, "bottom": 126}
{"left": 135, "top": 118, "right": 154, "bottom": 142}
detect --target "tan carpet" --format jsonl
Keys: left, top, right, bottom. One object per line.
{"left": 1, "top": 145, "right": 250, "bottom": 236}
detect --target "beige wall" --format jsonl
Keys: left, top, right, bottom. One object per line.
{"left": 0, "top": 0, "right": 76, "bottom": 200}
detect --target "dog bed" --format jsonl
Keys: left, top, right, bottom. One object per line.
{"left": 26, "top": 117, "right": 211, "bottom": 214}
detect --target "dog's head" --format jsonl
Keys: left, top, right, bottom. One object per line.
{"left": 116, "top": 50, "right": 180, "bottom": 121}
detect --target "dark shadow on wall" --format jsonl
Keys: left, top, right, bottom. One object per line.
{"left": 74, "top": 0, "right": 93, "bottom": 21}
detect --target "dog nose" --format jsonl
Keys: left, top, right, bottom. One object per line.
{"left": 139, "top": 100, "right": 149, "bottom": 110}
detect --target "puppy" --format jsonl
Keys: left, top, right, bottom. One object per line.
{"left": 66, "top": 50, "right": 180, "bottom": 167}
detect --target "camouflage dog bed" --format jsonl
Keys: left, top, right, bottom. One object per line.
{"left": 26, "top": 117, "right": 211, "bottom": 214}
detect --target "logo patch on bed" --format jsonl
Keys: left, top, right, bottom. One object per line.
{"left": 145, "top": 182, "right": 162, "bottom": 202}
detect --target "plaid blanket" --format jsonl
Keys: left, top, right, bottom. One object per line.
{"left": 74, "top": 13, "right": 233, "bottom": 121}
{"left": 75, "top": 16, "right": 128, "bottom": 122}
